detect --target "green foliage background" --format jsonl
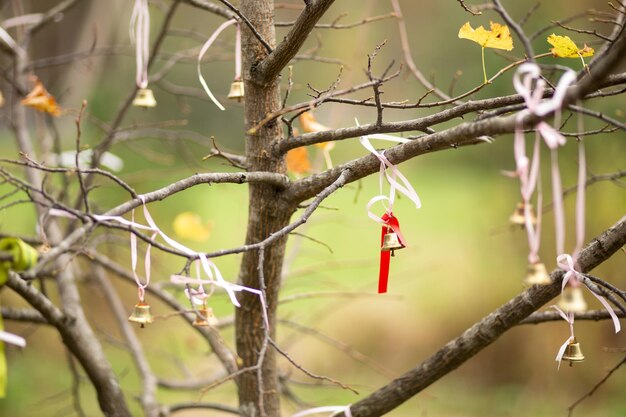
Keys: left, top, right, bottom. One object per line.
{"left": 0, "top": 0, "right": 625, "bottom": 415}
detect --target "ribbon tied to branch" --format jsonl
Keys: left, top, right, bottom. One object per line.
{"left": 359, "top": 124, "right": 420, "bottom": 293}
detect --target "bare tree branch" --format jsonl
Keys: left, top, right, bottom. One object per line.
{"left": 337, "top": 215, "right": 626, "bottom": 417}
{"left": 252, "top": 0, "right": 336, "bottom": 85}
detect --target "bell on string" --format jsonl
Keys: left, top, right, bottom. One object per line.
{"left": 381, "top": 229, "right": 404, "bottom": 256}
{"left": 128, "top": 302, "right": 154, "bottom": 328}
{"left": 558, "top": 286, "right": 587, "bottom": 313}
{"left": 192, "top": 306, "right": 219, "bottom": 327}
{"left": 132, "top": 88, "right": 157, "bottom": 108}
{"left": 509, "top": 202, "right": 536, "bottom": 227}
{"left": 524, "top": 262, "right": 551, "bottom": 286}
{"left": 227, "top": 79, "right": 244, "bottom": 102}
{"left": 562, "top": 339, "right": 585, "bottom": 365}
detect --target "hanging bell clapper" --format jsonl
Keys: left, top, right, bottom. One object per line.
{"left": 128, "top": 302, "right": 154, "bottom": 328}
{"left": 381, "top": 227, "right": 404, "bottom": 256}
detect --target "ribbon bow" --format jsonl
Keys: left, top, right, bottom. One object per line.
{"left": 557, "top": 254, "right": 621, "bottom": 334}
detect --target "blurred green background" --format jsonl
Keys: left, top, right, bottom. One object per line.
{"left": 0, "top": 0, "right": 625, "bottom": 416}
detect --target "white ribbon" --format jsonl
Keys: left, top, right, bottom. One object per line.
{"left": 0, "top": 25, "right": 25, "bottom": 57}
{"left": 48, "top": 198, "right": 253, "bottom": 311}
{"left": 130, "top": 0, "right": 150, "bottom": 89}
{"left": 356, "top": 119, "right": 420, "bottom": 224}
{"left": 292, "top": 405, "right": 353, "bottom": 417}
{"left": 197, "top": 19, "right": 237, "bottom": 111}
{"left": 0, "top": 331, "right": 26, "bottom": 348}
{"left": 552, "top": 305, "right": 575, "bottom": 369}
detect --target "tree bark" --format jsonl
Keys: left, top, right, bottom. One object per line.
{"left": 236, "top": 1, "right": 293, "bottom": 416}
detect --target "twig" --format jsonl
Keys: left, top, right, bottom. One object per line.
{"left": 492, "top": 0, "right": 535, "bottom": 62}
{"left": 252, "top": 0, "right": 336, "bottom": 84}
{"left": 456, "top": 0, "right": 482, "bottom": 15}
{"left": 94, "top": 266, "right": 159, "bottom": 417}
{"left": 390, "top": 0, "right": 451, "bottom": 100}
{"left": 74, "top": 100, "right": 90, "bottom": 213}
{"left": 216, "top": 0, "right": 273, "bottom": 53}
{"left": 567, "top": 355, "right": 626, "bottom": 416}
{"left": 269, "top": 338, "right": 359, "bottom": 394}
{"left": 275, "top": 12, "right": 396, "bottom": 29}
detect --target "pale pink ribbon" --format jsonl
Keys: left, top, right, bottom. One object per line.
{"left": 512, "top": 63, "right": 577, "bottom": 259}
{"left": 292, "top": 405, "right": 353, "bottom": 417}
{"left": 511, "top": 63, "right": 577, "bottom": 265}
{"left": 198, "top": 19, "right": 240, "bottom": 111}
{"left": 171, "top": 272, "right": 269, "bottom": 330}
{"left": 130, "top": 0, "right": 150, "bottom": 89}
{"left": 47, "top": 197, "right": 260, "bottom": 312}
{"left": 557, "top": 254, "right": 621, "bottom": 334}
{"left": 357, "top": 122, "right": 420, "bottom": 225}
{"left": 130, "top": 206, "right": 157, "bottom": 302}
{"left": 0, "top": 331, "right": 26, "bottom": 348}
{"left": 552, "top": 305, "right": 575, "bottom": 369}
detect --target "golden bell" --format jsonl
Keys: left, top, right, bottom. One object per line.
{"left": 128, "top": 303, "right": 154, "bottom": 328}
{"left": 381, "top": 230, "right": 404, "bottom": 256}
{"left": 509, "top": 202, "right": 536, "bottom": 227}
{"left": 227, "top": 80, "right": 244, "bottom": 102}
{"left": 524, "top": 262, "right": 551, "bottom": 285}
{"left": 562, "top": 339, "right": 585, "bottom": 365}
{"left": 132, "top": 88, "right": 157, "bottom": 108}
{"left": 192, "top": 306, "right": 219, "bottom": 327}
{"left": 558, "top": 286, "right": 587, "bottom": 314}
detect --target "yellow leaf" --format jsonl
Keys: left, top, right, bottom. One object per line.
{"left": 286, "top": 147, "right": 311, "bottom": 174}
{"left": 172, "top": 212, "right": 212, "bottom": 242}
{"left": 458, "top": 21, "right": 514, "bottom": 50}
{"left": 21, "top": 79, "right": 62, "bottom": 116}
{"left": 299, "top": 112, "right": 335, "bottom": 151}
{"left": 547, "top": 34, "right": 594, "bottom": 58}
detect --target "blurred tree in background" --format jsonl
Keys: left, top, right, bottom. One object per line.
{"left": 0, "top": 0, "right": 625, "bottom": 416}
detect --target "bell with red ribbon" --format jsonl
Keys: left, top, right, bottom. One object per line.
{"left": 378, "top": 212, "right": 406, "bottom": 294}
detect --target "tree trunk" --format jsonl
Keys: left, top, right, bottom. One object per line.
{"left": 236, "top": 1, "right": 293, "bottom": 416}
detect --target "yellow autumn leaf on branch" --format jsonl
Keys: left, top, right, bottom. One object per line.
{"left": 172, "top": 212, "right": 212, "bottom": 242}
{"left": 458, "top": 21, "right": 513, "bottom": 51}
{"left": 21, "top": 79, "right": 62, "bottom": 116}
{"left": 547, "top": 34, "right": 594, "bottom": 58}
{"left": 458, "top": 21, "right": 513, "bottom": 84}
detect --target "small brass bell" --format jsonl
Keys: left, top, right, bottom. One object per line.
{"left": 562, "top": 339, "right": 585, "bottom": 365}
{"left": 128, "top": 302, "right": 154, "bottom": 328}
{"left": 558, "top": 286, "right": 587, "bottom": 314}
{"left": 524, "top": 262, "right": 551, "bottom": 285}
{"left": 381, "top": 229, "right": 404, "bottom": 256}
{"left": 227, "top": 80, "right": 244, "bottom": 102}
{"left": 509, "top": 202, "right": 536, "bottom": 227}
{"left": 132, "top": 88, "right": 157, "bottom": 108}
{"left": 192, "top": 306, "right": 219, "bottom": 327}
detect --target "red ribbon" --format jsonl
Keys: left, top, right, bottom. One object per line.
{"left": 378, "top": 212, "right": 406, "bottom": 293}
